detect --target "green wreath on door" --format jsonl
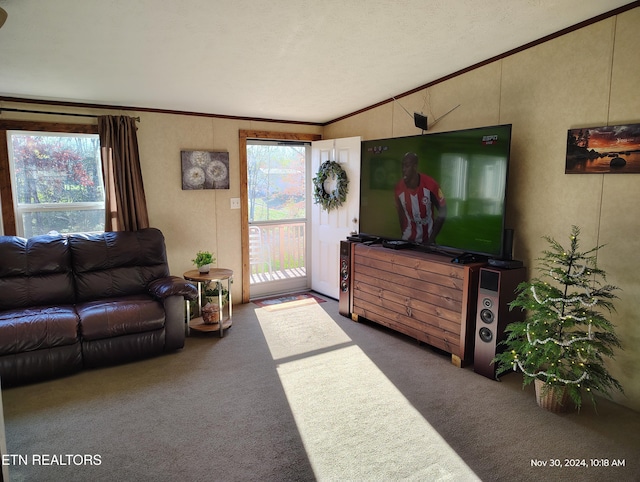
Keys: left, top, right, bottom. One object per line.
{"left": 312, "top": 161, "right": 349, "bottom": 212}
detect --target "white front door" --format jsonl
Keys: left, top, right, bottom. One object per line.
{"left": 311, "top": 137, "right": 361, "bottom": 299}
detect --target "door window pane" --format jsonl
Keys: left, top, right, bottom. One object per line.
{"left": 246, "top": 140, "right": 309, "bottom": 296}
{"left": 247, "top": 143, "right": 306, "bottom": 222}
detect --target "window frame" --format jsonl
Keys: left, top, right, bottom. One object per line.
{"left": 0, "top": 120, "right": 99, "bottom": 236}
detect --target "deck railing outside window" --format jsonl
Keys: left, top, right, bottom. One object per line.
{"left": 249, "top": 222, "right": 305, "bottom": 284}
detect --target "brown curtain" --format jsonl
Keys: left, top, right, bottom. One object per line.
{"left": 98, "top": 115, "right": 149, "bottom": 231}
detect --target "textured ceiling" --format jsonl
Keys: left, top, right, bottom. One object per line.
{"left": 0, "top": 0, "right": 634, "bottom": 123}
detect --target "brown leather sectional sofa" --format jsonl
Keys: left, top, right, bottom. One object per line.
{"left": 0, "top": 228, "right": 197, "bottom": 387}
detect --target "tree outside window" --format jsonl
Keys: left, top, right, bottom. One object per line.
{"left": 9, "top": 132, "right": 105, "bottom": 237}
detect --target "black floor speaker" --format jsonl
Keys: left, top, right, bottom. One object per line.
{"left": 338, "top": 240, "right": 354, "bottom": 318}
{"left": 474, "top": 266, "right": 526, "bottom": 379}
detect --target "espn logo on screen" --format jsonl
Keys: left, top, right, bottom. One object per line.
{"left": 481, "top": 135, "right": 499, "bottom": 145}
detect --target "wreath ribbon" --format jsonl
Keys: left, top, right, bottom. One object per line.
{"left": 313, "top": 161, "right": 349, "bottom": 212}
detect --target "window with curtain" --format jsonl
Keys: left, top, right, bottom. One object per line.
{"left": 6, "top": 130, "right": 105, "bottom": 237}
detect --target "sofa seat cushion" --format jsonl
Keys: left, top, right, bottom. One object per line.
{"left": 77, "top": 295, "right": 166, "bottom": 340}
{"left": 0, "top": 306, "right": 79, "bottom": 354}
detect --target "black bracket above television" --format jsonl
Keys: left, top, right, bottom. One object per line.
{"left": 414, "top": 113, "right": 428, "bottom": 131}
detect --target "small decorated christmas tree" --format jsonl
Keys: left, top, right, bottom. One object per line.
{"left": 495, "top": 226, "right": 623, "bottom": 411}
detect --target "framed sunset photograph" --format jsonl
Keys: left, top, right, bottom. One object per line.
{"left": 565, "top": 123, "right": 640, "bottom": 174}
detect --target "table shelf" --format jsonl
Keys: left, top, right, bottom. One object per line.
{"left": 188, "top": 315, "right": 232, "bottom": 333}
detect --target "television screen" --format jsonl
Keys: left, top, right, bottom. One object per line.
{"left": 359, "top": 124, "right": 512, "bottom": 258}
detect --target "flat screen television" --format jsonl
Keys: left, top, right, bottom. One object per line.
{"left": 359, "top": 124, "right": 513, "bottom": 259}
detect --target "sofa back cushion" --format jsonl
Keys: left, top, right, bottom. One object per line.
{"left": 0, "top": 234, "right": 75, "bottom": 311}
{"left": 69, "top": 228, "right": 170, "bottom": 302}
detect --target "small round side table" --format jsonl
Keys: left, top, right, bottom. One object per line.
{"left": 184, "top": 268, "right": 233, "bottom": 337}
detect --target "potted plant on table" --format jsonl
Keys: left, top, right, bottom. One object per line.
{"left": 494, "top": 226, "right": 623, "bottom": 412}
{"left": 192, "top": 250, "right": 215, "bottom": 274}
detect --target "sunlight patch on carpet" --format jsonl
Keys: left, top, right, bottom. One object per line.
{"left": 252, "top": 292, "right": 326, "bottom": 312}
{"left": 255, "top": 303, "right": 351, "bottom": 360}
{"left": 255, "top": 303, "right": 480, "bottom": 481}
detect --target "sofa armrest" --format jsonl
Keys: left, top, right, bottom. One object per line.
{"left": 148, "top": 276, "right": 197, "bottom": 301}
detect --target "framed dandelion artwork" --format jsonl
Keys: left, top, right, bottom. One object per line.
{"left": 181, "top": 150, "right": 230, "bottom": 190}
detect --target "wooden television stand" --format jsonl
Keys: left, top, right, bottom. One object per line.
{"left": 350, "top": 243, "right": 484, "bottom": 367}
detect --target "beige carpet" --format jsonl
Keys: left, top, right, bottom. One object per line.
{"left": 2, "top": 296, "right": 639, "bottom": 481}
